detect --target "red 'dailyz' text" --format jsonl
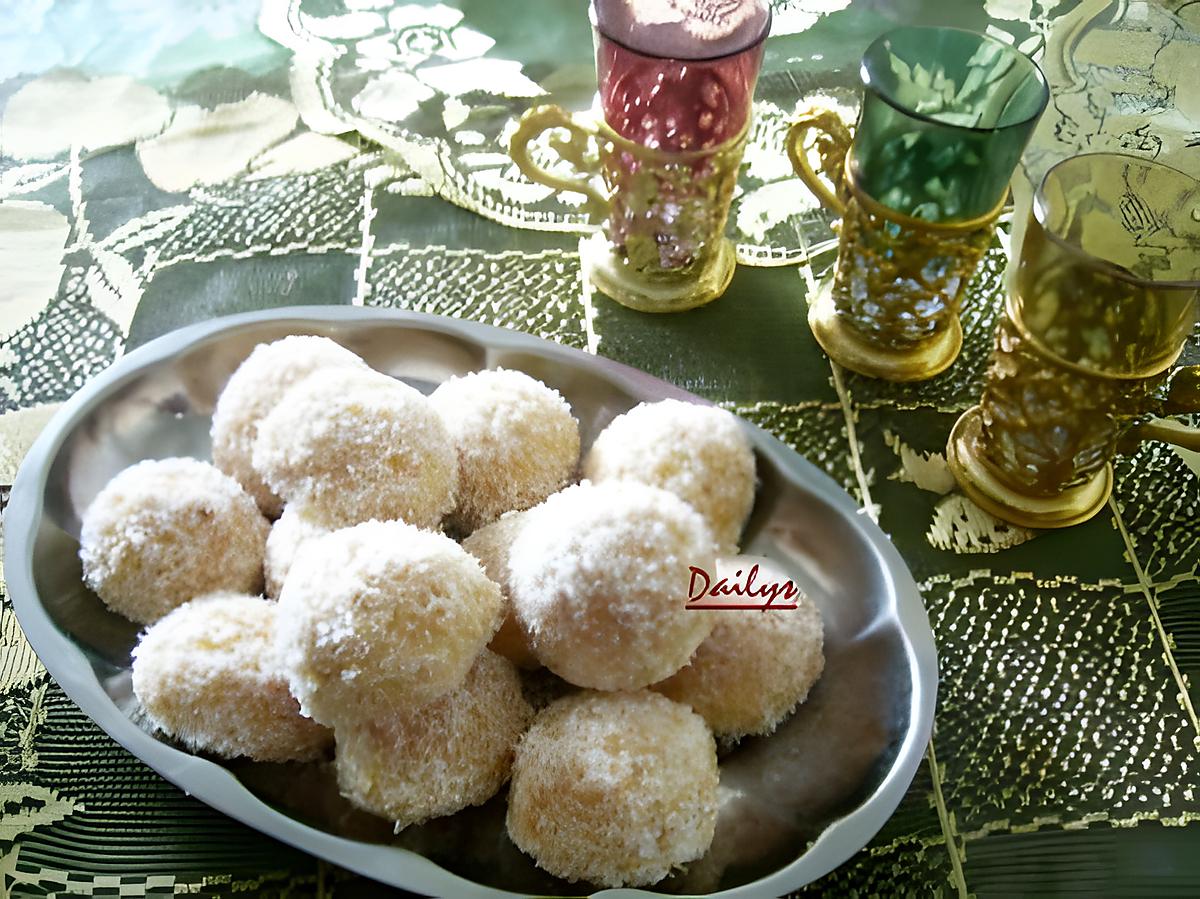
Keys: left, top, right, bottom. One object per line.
{"left": 685, "top": 563, "right": 799, "bottom": 610}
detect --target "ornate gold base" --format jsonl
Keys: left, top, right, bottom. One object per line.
{"left": 807, "top": 278, "right": 962, "bottom": 381}
{"left": 947, "top": 405, "right": 1113, "bottom": 529}
{"left": 582, "top": 232, "right": 736, "bottom": 313}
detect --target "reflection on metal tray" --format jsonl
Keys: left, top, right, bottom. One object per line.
{"left": 6, "top": 307, "right": 937, "bottom": 898}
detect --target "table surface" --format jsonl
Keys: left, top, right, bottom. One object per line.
{"left": 2, "top": 1, "right": 1199, "bottom": 896}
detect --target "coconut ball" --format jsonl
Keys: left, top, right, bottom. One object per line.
{"left": 430, "top": 368, "right": 580, "bottom": 534}
{"left": 583, "top": 399, "right": 756, "bottom": 553}
{"left": 131, "top": 592, "right": 331, "bottom": 762}
{"left": 507, "top": 690, "right": 718, "bottom": 887}
{"left": 252, "top": 367, "right": 457, "bottom": 529}
{"left": 263, "top": 505, "right": 329, "bottom": 600}
{"left": 275, "top": 520, "right": 502, "bottom": 725}
{"left": 509, "top": 481, "right": 715, "bottom": 691}
{"left": 653, "top": 557, "right": 825, "bottom": 739}
{"left": 79, "top": 458, "right": 269, "bottom": 625}
{"left": 211, "top": 335, "right": 368, "bottom": 517}
{"left": 461, "top": 511, "right": 538, "bottom": 669}
{"left": 336, "top": 650, "right": 532, "bottom": 829}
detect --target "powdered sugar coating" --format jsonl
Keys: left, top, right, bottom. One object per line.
{"left": 210, "top": 336, "right": 368, "bottom": 517}
{"left": 461, "top": 510, "right": 539, "bottom": 669}
{"left": 263, "top": 504, "right": 328, "bottom": 600}
{"left": 275, "top": 520, "right": 502, "bottom": 725}
{"left": 509, "top": 481, "right": 716, "bottom": 690}
{"left": 430, "top": 368, "right": 580, "bottom": 534}
{"left": 131, "top": 592, "right": 331, "bottom": 762}
{"left": 653, "top": 557, "right": 825, "bottom": 738}
{"left": 335, "top": 650, "right": 532, "bottom": 829}
{"left": 583, "top": 399, "right": 756, "bottom": 553}
{"left": 252, "top": 367, "right": 457, "bottom": 529}
{"left": 79, "top": 458, "right": 269, "bottom": 624}
{"left": 507, "top": 690, "right": 718, "bottom": 887}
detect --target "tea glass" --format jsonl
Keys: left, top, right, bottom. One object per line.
{"left": 788, "top": 26, "right": 1048, "bottom": 380}
{"left": 947, "top": 153, "right": 1200, "bottom": 528}
{"left": 509, "top": 1, "right": 768, "bottom": 312}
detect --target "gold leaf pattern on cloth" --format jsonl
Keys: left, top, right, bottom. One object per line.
{"left": 86, "top": 247, "right": 144, "bottom": 335}
{"left": 926, "top": 493, "right": 1039, "bottom": 554}
{"left": 136, "top": 93, "right": 300, "bottom": 192}
{"left": 0, "top": 606, "right": 45, "bottom": 694}
{"left": 1174, "top": 446, "right": 1200, "bottom": 481}
{"left": 351, "top": 69, "right": 437, "bottom": 122}
{"left": 0, "top": 71, "right": 171, "bottom": 161}
{"left": 0, "top": 164, "right": 69, "bottom": 201}
{"left": 1050, "top": 1, "right": 1200, "bottom": 176}
{"left": 418, "top": 59, "right": 544, "bottom": 99}
{"left": 0, "top": 784, "right": 76, "bottom": 842}
{"left": 883, "top": 429, "right": 957, "bottom": 495}
{"left": 0, "top": 202, "right": 71, "bottom": 341}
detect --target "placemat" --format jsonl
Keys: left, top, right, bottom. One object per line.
{"left": 1, "top": 1, "right": 1198, "bottom": 895}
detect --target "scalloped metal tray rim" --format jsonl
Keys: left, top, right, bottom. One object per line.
{"left": 6, "top": 306, "right": 938, "bottom": 898}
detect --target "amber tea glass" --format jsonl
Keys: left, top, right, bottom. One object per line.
{"left": 948, "top": 153, "right": 1200, "bottom": 529}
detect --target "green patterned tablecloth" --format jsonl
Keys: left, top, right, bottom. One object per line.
{"left": 2, "top": 1, "right": 1199, "bottom": 896}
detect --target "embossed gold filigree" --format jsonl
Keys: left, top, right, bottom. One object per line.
{"left": 786, "top": 106, "right": 852, "bottom": 216}
{"left": 510, "top": 104, "right": 748, "bottom": 312}
{"left": 977, "top": 310, "right": 1168, "bottom": 497}
{"left": 948, "top": 153, "right": 1200, "bottom": 529}
{"left": 949, "top": 305, "right": 1200, "bottom": 530}
{"left": 788, "top": 104, "right": 1003, "bottom": 380}
{"left": 829, "top": 183, "right": 997, "bottom": 351}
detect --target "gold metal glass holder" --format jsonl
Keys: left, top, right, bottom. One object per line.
{"left": 788, "top": 117, "right": 1004, "bottom": 380}
{"left": 510, "top": 105, "right": 744, "bottom": 313}
{"left": 806, "top": 275, "right": 965, "bottom": 382}
{"left": 947, "top": 302, "right": 1200, "bottom": 530}
{"left": 947, "top": 405, "right": 1114, "bottom": 529}
{"left": 580, "top": 231, "right": 737, "bottom": 313}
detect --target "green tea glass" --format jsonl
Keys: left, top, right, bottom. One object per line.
{"left": 789, "top": 26, "right": 1048, "bottom": 380}
{"left": 948, "top": 153, "right": 1200, "bottom": 529}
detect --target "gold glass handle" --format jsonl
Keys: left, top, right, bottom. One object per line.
{"left": 1122, "top": 366, "right": 1200, "bottom": 452}
{"left": 786, "top": 107, "right": 853, "bottom": 217}
{"left": 509, "top": 105, "right": 609, "bottom": 223}
{"left": 1128, "top": 419, "right": 1200, "bottom": 452}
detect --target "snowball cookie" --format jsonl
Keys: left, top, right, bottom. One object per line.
{"left": 336, "top": 650, "right": 533, "bottom": 829}
{"left": 79, "top": 458, "right": 269, "bottom": 625}
{"left": 275, "top": 520, "right": 502, "bottom": 724}
{"left": 583, "top": 399, "right": 756, "bottom": 553}
{"left": 263, "top": 505, "right": 329, "bottom": 600}
{"left": 211, "top": 335, "right": 368, "bottom": 517}
{"left": 653, "top": 557, "right": 825, "bottom": 738}
{"left": 132, "top": 592, "right": 331, "bottom": 762}
{"left": 509, "top": 481, "right": 716, "bottom": 690}
{"left": 461, "top": 511, "right": 538, "bottom": 669}
{"left": 253, "top": 367, "right": 457, "bottom": 529}
{"left": 430, "top": 368, "right": 580, "bottom": 534}
{"left": 507, "top": 690, "right": 719, "bottom": 887}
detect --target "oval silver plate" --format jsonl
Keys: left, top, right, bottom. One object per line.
{"left": 6, "top": 307, "right": 937, "bottom": 898}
